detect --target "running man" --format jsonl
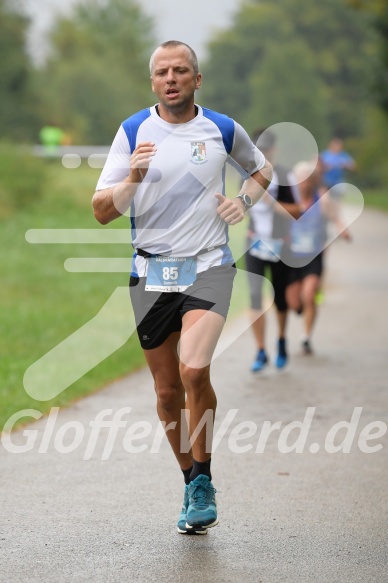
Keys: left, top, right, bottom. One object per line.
{"left": 286, "top": 161, "right": 350, "bottom": 354}
{"left": 92, "top": 41, "right": 272, "bottom": 534}
{"left": 320, "top": 137, "right": 356, "bottom": 199}
{"left": 245, "top": 128, "right": 301, "bottom": 372}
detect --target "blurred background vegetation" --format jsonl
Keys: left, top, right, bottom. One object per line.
{"left": 1, "top": 0, "right": 388, "bottom": 428}
{"left": 1, "top": 0, "right": 388, "bottom": 186}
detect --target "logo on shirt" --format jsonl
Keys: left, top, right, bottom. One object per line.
{"left": 191, "top": 142, "right": 207, "bottom": 164}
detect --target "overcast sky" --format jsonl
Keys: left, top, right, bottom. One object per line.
{"left": 24, "top": 0, "right": 243, "bottom": 64}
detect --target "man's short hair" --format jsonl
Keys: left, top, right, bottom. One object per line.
{"left": 149, "top": 40, "right": 199, "bottom": 76}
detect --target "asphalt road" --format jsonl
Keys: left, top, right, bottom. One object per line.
{"left": 1, "top": 207, "right": 388, "bottom": 583}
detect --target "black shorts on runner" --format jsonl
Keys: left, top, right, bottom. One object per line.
{"left": 287, "top": 252, "right": 324, "bottom": 285}
{"left": 129, "top": 264, "right": 236, "bottom": 350}
{"left": 245, "top": 250, "right": 290, "bottom": 312}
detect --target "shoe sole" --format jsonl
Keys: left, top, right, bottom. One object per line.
{"left": 177, "top": 525, "right": 208, "bottom": 535}
{"left": 251, "top": 365, "right": 267, "bottom": 373}
{"left": 275, "top": 360, "right": 287, "bottom": 369}
{"left": 185, "top": 518, "right": 219, "bottom": 530}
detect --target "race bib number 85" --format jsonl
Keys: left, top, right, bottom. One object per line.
{"left": 163, "top": 266, "right": 178, "bottom": 280}
{"left": 145, "top": 257, "right": 197, "bottom": 292}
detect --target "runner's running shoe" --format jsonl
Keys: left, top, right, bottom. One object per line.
{"left": 302, "top": 339, "right": 313, "bottom": 355}
{"left": 177, "top": 484, "right": 208, "bottom": 534}
{"left": 186, "top": 475, "right": 218, "bottom": 530}
{"left": 251, "top": 349, "right": 268, "bottom": 372}
{"left": 275, "top": 338, "right": 288, "bottom": 369}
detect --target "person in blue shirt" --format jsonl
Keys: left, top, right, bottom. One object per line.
{"left": 320, "top": 137, "right": 355, "bottom": 199}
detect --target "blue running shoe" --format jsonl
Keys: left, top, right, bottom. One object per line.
{"left": 275, "top": 338, "right": 288, "bottom": 369}
{"left": 186, "top": 475, "right": 218, "bottom": 530}
{"left": 251, "top": 349, "right": 268, "bottom": 372}
{"left": 177, "top": 484, "right": 208, "bottom": 534}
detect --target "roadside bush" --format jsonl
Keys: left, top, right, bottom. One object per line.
{"left": 0, "top": 143, "right": 48, "bottom": 218}
{"left": 346, "top": 107, "right": 388, "bottom": 189}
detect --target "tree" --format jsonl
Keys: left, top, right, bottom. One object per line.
{"left": 347, "top": 0, "right": 388, "bottom": 13}
{"left": 200, "top": 3, "right": 288, "bottom": 125}
{"left": 347, "top": 0, "right": 388, "bottom": 113}
{"left": 0, "top": 0, "right": 37, "bottom": 140}
{"left": 200, "top": 0, "right": 378, "bottom": 144}
{"left": 242, "top": 39, "right": 329, "bottom": 144}
{"left": 37, "top": 0, "right": 156, "bottom": 144}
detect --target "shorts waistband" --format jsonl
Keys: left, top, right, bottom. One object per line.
{"left": 135, "top": 245, "right": 225, "bottom": 259}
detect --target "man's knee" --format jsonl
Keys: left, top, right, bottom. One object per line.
{"left": 155, "top": 382, "right": 183, "bottom": 412}
{"left": 301, "top": 282, "right": 319, "bottom": 305}
{"left": 179, "top": 363, "right": 210, "bottom": 393}
{"left": 301, "top": 291, "right": 316, "bottom": 305}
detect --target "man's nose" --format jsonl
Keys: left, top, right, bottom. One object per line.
{"left": 166, "top": 68, "right": 176, "bottom": 83}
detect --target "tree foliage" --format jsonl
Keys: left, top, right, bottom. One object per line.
{"left": 200, "top": 0, "right": 378, "bottom": 145}
{"left": 347, "top": 0, "right": 388, "bottom": 114}
{"left": 347, "top": 0, "right": 388, "bottom": 15}
{"left": 36, "top": 0, "right": 156, "bottom": 144}
{"left": 242, "top": 38, "right": 329, "bottom": 144}
{"left": 0, "top": 0, "right": 38, "bottom": 140}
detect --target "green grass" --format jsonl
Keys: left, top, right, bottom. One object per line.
{"left": 1, "top": 162, "right": 251, "bottom": 430}
{"left": 362, "top": 189, "right": 388, "bottom": 212}
{"left": 1, "top": 161, "right": 143, "bottom": 430}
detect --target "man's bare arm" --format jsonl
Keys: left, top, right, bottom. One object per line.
{"left": 216, "top": 158, "right": 273, "bottom": 226}
{"left": 92, "top": 142, "right": 156, "bottom": 225}
{"left": 240, "top": 159, "right": 273, "bottom": 205}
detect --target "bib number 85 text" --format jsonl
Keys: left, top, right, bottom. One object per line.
{"left": 163, "top": 267, "right": 178, "bottom": 281}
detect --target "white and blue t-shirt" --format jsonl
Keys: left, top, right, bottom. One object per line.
{"left": 96, "top": 104, "right": 265, "bottom": 276}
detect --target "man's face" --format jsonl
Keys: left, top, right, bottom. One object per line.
{"left": 150, "top": 46, "right": 202, "bottom": 114}
{"left": 330, "top": 138, "right": 343, "bottom": 153}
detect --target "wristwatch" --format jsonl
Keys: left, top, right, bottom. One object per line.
{"left": 235, "top": 193, "right": 253, "bottom": 210}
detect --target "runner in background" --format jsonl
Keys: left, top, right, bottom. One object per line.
{"left": 286, "top": 161, "right": 351, "bottom": 355}
{"left": 39, "top": 123, "right": 66, "bottom": 157}
{"left": 320, "top": 137, "right": 356, "bottom": 198}
{"left": 320, "top": 137, "right": 355, "bottom": 239}
{"left": 245, "top": 128, "right": 301, "bottom": 372}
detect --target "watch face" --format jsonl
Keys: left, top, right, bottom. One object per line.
{"left": 243, "top": 194, "right": 252, "bottom": 207}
